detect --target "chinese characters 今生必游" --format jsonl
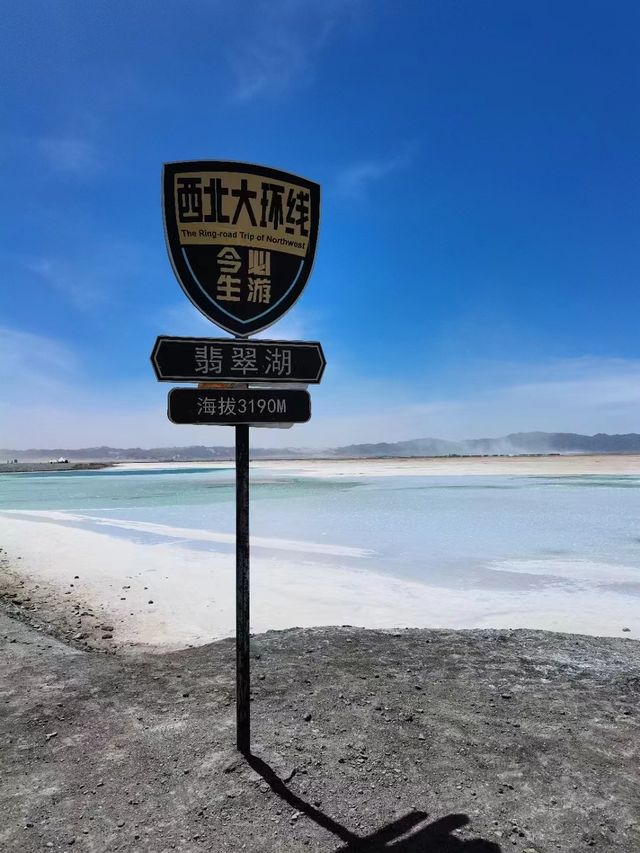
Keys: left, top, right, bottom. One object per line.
{"left": 216, "top": 247, "right": 272, "bottom": 304}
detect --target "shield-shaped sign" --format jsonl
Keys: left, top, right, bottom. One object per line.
{"left": 162, "top": 161, "right": 320, "bottom": 337}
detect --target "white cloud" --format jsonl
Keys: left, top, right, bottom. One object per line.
{"left": 25, "top": 239, "right": 158, "bottom": 312}
{"left": 153, "top": 299, "right": 322, "bottom": 341}
{"left": 333, "top": 145, "right": 416, "bottom": 198}
{"left": 37, "top": 137, "right": 103, "bottom": 176}
{"left": 153, "top": 301, "right": 226, "bottom": 338}
{"left": 0, "top": 326, "right": 79, "bottom": 409}
{"left": 26, "top": 257, "right": 107, "bottom": 312}
{"left": 226, "top": 0, "right": 362, "bottom": 101}
{"left": 2, "top": 327, "right": 639, "bottom": 451}
{"left": 287, "top": 356, "right": 640, "bottom": 447}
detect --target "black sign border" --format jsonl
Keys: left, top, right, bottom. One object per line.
{"left": 162, "top": 160, "right": 320, "bottom": 337}
{"left": 151, "top": 336, "right": 326, "bottom": 384}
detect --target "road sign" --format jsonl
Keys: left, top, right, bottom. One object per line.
{"left": 151, "top": 336, "right": 326, "bottom": 384}
{"left": 162, "top": 161, "right": 320, "bottom": 337}
{"left": 167, "top": 387, "right": 311, "bottom": 425}
{"left": 159, "top": 159, "right": 323, "bottom": 756}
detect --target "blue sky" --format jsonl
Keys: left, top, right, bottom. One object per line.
{"left": 2, "top": 0, "right": 639, "bottom": 448}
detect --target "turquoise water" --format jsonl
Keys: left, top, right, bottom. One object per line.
{"left": 1, "top": 466, "right": 640, "bottom": 590}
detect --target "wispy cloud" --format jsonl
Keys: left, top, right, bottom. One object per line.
{"left": 226, "top": 0, "right": 363, "bottom": 101}
{"left": 153, "top": 299, "right": 323, "bottom": 341}
{"left": 333, "top": 144, "right": 417, "bottom": 198}
{"left": 37, "top": 136, "right": 103, "bottom": 177}
{"left": 0, "top": 326, "right": 79, "bottom": 406}
{"left": 0, "top": 324, "right": 162, "bottom": 448}
{"left": 26, "top": 257, "right": 106, "bottom": 312}
{"left": 3, "top": 330, "right": 640, "bottom": 450}
{"left": 297, "top": 356, "right": 640, "bottom": 447}
{"left": 25, "top": 239, "right": 157, "bottom": 313}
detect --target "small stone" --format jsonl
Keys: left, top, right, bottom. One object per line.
{"left": 45, "top": 731, "right": 58, "bottom": 741}
{"left": 622, "top": 627, "right": 631, "bottom": 632}
{"left": 303, "top": 712, "right": 312, "bottom": 722}
{"left": 102, "top": 634, "right": 113, "bottom": 640}
{"left": 182, "top": 692, "right": 190, "bottom": 698}
{"left": 501, "top": 693, "right": 513, "bottom": 699}
{"left": 418, "top": 734, "right": 425, "bottom": 741}
{"left": 117, "top": 820, "right": 125, "bottom": 828}
{"left": 148, "top": 600, "right": 154, "bottom": 605}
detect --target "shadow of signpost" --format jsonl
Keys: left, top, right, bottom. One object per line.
{"left": 246, "top": 753, "right": 502, "bottom": 852}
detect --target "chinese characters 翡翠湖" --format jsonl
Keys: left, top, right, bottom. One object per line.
{"left": 194, "top": 344, "right": 293, "bottom": 377}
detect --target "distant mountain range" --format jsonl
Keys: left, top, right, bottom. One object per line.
{"left": 3, "top": 432, "right": 640, "bottom": 462}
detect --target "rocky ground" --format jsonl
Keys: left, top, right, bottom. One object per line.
{"left": 1, "top": 598, "right": 639, "bottom": 853}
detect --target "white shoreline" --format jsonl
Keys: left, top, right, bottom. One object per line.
{"left": 1, "top": 512, "right": 637, "bottom": 649}
{"left": 112, "top": 454, "right": 640, "bottom": 478}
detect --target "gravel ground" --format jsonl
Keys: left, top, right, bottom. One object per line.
{"left": 1, "top": 607, "right": 639, "bottom": 853}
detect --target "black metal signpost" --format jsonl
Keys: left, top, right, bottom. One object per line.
{"left": 156, "top": 160, "right": 322, "bottom": 754}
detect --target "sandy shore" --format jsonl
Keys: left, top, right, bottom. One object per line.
{"left": 114, "top": 453, "right": 640, "bottom": 477}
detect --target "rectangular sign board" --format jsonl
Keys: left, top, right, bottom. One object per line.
{"left": 152, "top": 336, "right": 326, "bottom": 384}
{"left": 168, "top": 388, "right": 311, "bottom": 425}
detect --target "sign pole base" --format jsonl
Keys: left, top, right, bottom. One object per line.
{"left": 235, "top": 423, "right": 251, "bottom": 754}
